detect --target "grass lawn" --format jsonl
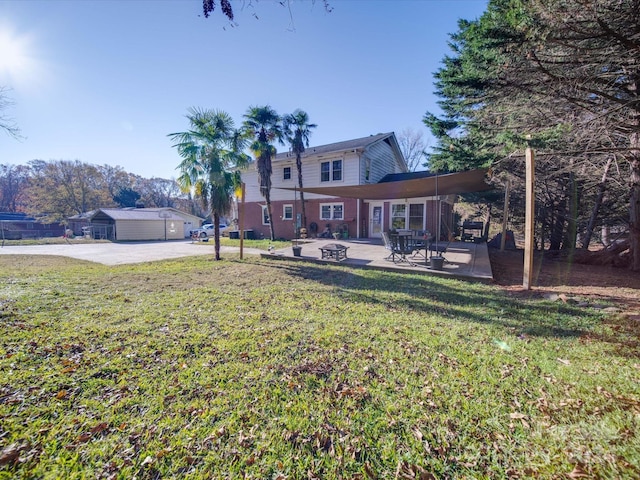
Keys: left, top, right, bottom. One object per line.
{"left": 0, "top": 254, "right": 638, "bottom": 479}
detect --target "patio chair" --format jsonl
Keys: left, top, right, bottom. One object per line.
{"left": 381, "top": 231, "right": 394, "bottom": 260}
{"left": 410, "top": 230, "right": 428, "bottom": 259}
{"left": 390, "top": 232, "right": 414, "bottom": 263}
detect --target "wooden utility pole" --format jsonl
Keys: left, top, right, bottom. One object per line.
{"left": 500, "top": 177, "right": 510, "bottom": 251}
{"left": 523, "top": 146, "right": 535, "bottom": 289}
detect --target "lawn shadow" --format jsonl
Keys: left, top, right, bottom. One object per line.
{"left": 257, "top": 259, "right": 602, "bottom": 341}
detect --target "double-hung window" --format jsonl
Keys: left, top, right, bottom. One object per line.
{"left": 391, "top": 204, "right": 406, "bottom": 230}
{"left": 408, "top": 204, "right": 424, "bottom": 230}
{"left": 261, "top": 206, "right": 270, "bottom": 225}
{"left": 320, "top": 159, "right": 343, "bottom": 182}
{"left": 283, "top": 167, "right": 291, "bottom": 180}
{"left": 320, "top": 203, "right": 344, "bottom": 221}
{"left": 390, "top": 203, "right": 425, "bottom": 230}
{"left": 283, "top": 204, "right": 293, "bottom": 220}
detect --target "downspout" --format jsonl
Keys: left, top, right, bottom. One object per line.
{"left": 357, "top": 200, "right": 360, "bottom": 239}
{"left": 356, "top": 149, "right": 362, "bottom": 238}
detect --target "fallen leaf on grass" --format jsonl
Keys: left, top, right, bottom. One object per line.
{"left": 0, "top": 443, "right": 23, "bottom": 465}
{"left": 509, "top": 412, "right": 531, "bottom": 429}
{"left": 395, "top": 460, "right": 437, "bottom": 480}
{"left": 568, "top": 464, "right": 589, "bottom": 478}
{"left": 90, "top": 422, "right": 109, "bottom": 434}
{"left": 364, "top": 462, "right": 377, "bottom": 479}
{"left": 155, "top": 448, "right": 172, "bottom": 458}
{"left": 557, "top": 358, "right": 571, "bottom": 365}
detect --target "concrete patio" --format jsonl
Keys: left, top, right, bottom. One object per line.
{"left": 262, "top": 238, "right": 493, "bottom": 282}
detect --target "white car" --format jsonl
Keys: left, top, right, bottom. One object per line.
{"left": 190, "top": 223, "right": 228, "bottom": 239}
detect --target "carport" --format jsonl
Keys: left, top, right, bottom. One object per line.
{"left": 88, "top": 208, "right": 189, "bottom": 241}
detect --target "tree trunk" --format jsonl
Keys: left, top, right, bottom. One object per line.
{"left": 549, "top": 193, "right": 566, "bottom": 251}
{"left": 575, "top": 239, "right": 630, "bottom": 266}
{"left": 629, "top": 153, "right": 640, "bottom": 271}
{"left": 625, "top": 78, "right": 639, "bottom": 270}
{"left": 213, "top": 212, "right": 221, "bottom": 261}
{"left": 562, "top": 171, "right": 577, "bottom": 251}
{"left": 265, "top": 194, "right": 275, "bottom": 241}
{"left": 483, "top": 203, "right": 492, "bottom": 240}
{"left": 582, "top": 157, "right": 612, "bottom": 249}
{"left": 258, "top": 151, "right": 275, "bottom": 241}
{"left": 602, "top": 225, "right": 610, "bottom": 246}
{"left": 296, "top": 155, "right": 307, "bottom": 228}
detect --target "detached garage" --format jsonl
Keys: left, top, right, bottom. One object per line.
{"left": 87, "top": 208, "right": 202, "bottom": 241}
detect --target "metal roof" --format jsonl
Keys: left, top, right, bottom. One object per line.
{"left": 91, "top": 208, "right": 188, "bottom": 221}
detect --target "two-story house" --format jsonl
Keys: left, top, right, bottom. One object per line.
{"left": 240, "top": 132, "right": 465, "bottom": 241}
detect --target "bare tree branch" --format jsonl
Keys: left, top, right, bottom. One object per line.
{"left": 0, "top": 86, "right": 21, "bottom": 140}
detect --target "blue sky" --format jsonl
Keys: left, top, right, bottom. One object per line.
{"left": 0, "top": 0, "right": 488, "bottom": 179}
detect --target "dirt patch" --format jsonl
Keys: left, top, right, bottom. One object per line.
{"left": 488, "top": 248, "right": 640, "bottom": 315}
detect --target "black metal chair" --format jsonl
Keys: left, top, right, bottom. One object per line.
{"left": 381, "top": 231, "right": 394, "bottom": 260}
{"left": 410, "top": 230, "right": 428, "bottom": 259}
{"left": 390, "top": 233, "right": 414, "bottom": 263}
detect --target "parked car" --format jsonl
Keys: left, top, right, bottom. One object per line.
{"left": 190, "top": 223, "right": 228, "bottom": 239}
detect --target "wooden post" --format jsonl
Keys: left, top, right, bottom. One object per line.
{"left": 500, "top": 177, "right": 510, "bottom": 251}
{"left": 239, "top": 182, "right": 245, "bottom": 260}
{"left": 523, "top": 146, "right": 535, "bottom": 289}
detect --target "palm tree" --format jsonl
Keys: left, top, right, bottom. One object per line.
{"left": 283, "top": 109, "right": 316, "bottom": 231}
{"left": 242, "top": 105, "right": 282, "bottom": 241}
{"left": 168, "top": 108, "right": 249, "bottom": 260}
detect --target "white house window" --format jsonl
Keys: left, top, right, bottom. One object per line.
{"left": 283, "top": 167, "right": 291, "bottom": 180}
{"left": 391, "top": 203, "right": 406, "bottom": 230}
{"left": 320, "top": 203, "right": 344, "bottom": 220}
{"left": 283, "top": 204, "right": 293, "bottom": 220}
{"left": 332, "top": 160, "right": 342, "bottom": 181}
{"left": 320, "top": 159, "right": 343, "bottom": 182}
{"left": 409, "top": 203, "right": 424, "bottom": 230}
{"left": 261, "top": 205, "right": 270, "bottom": 225}
{"left": 320, "top": 162, "right": 330, "bottom": 182}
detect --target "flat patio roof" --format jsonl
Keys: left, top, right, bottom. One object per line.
{"left": 278, "top": 168, "right": 492, "bottom": 200}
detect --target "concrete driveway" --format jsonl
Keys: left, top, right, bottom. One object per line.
{"left": 0, "top": 240, "right": 262, "bottom": 266}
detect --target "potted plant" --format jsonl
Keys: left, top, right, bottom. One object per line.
{"left": 292, "top": 227, "right": 302, "bottom": 256}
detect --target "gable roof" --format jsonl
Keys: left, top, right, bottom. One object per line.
{"left": 89, "top": 208, "right": 198, "bottom": 222}
{"left": 274, "top": 132, "right": 397, "bottom": 161}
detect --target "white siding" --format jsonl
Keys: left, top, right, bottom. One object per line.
{"left": 115, "top": 220, "right": 184, "bottom": 241}
{"left": 243, "top": 151, "right": 362, "bottom": 203}
{"left": 361, "top": 140, "right": 406, "bottom": 184}
{"left": 240, "top": 134, "right": 406, "bottom": 203}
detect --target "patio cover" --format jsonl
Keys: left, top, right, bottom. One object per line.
{"left": 279, "top": 168, "right": 491, "bottom": 200}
